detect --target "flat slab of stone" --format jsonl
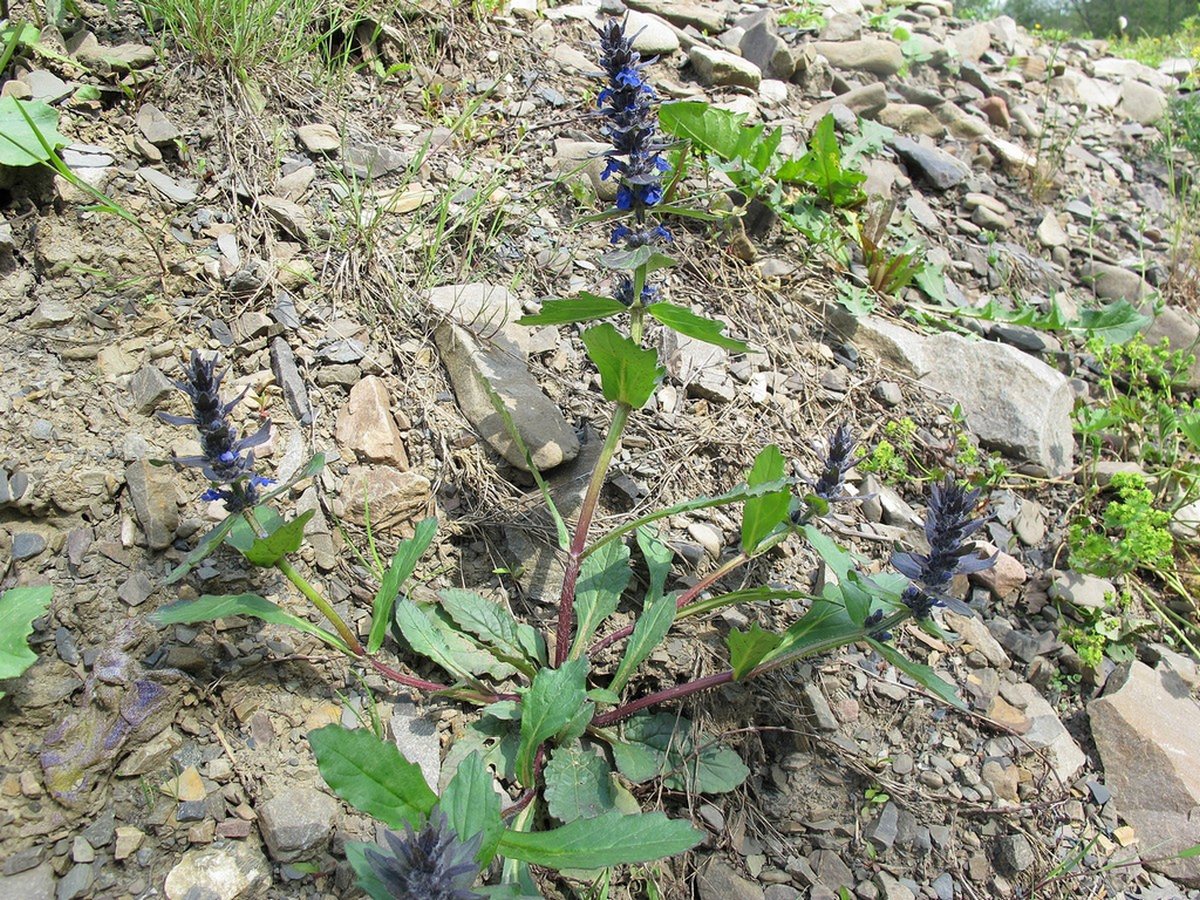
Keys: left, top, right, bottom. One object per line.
{"left": 689, "top": 45, "right": 762, "bottom": 89}
{"left": 434, "top": 321, "right": 579, "bottom": 472}
{"left": 1090, "top": 661, "right": 1200, "bottom": 886}
{"left": 811, "top": 39, "right": 903, "bottom": 77}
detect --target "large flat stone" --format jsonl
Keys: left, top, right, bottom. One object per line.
{"left": 811, "top": 39, "right": 903, "bottom": 77}
{"left": 1089, "top": 661, "right": 1200, "bottom": 886}
{"left": 435, "top": 322, "right": 579, "bottom": 472}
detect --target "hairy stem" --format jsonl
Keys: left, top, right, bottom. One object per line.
{"left": 276, "top": 557, "right": 365, "bottom": 657}
{"left": 554, "top": 402, "right": 631, "bottom": 665}
{"left": 593, "top": 609, "right": 913, "bottom": 726}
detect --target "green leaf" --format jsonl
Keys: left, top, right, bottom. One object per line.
{"left": 780, "top": 114, "right": 866, "bottom": 208}
{"left": 727, "top": 623, "right": 782, "bottom": 680}
{"left": 582, "top": 323, "right": 664, "bottom": 409}
{"left": 151, "top": 593, "right": 351, "bottom": 654}
{"left": 440, "top": 588, "right": 539, "bottom": 676}
{"left": 517, "top": 658, "right": 588, "bottom": 785}
{"left": 569, "top": 541, "right": 632, "bottom": 659}
{"left": 840, "top": 574, "right": 874, "bottom": 627}
{"left": 497, "top": 811, "right": 703, "bottom": 869}
{"left": 0, "top": 98, "right": 66, "bottom": 167}
{"left": 442, "top": 716, "right": 520, "bottom": 787}
{"left": 0, "top": 585, "right": 53, "bottom": 697}
{"left": 803, "top": 524, "right": 855, "bottom": 582}
{"left": 395, "top": 601, "right": 515, "bottom": 682}
{"left": 646, "top": 302, "right": 749, "bottom": 352}
{"left": 1072, "top": 300, "right": 1152, "bottom": 344}
{"left": 608, "top": 529, "right": 676, "bottom": 695}
{"left": 612, "top": 713, "right": 749, "bottom": 794}
{"left": 442, "top": 751, "right": 504, "bottom": 864}
{"left": 659, "top": 101, "right": 749, "bottom": 161}
{"left": 368, "top": 517, "right": 437, "bottom": 654}
{"left": 237, "top": 510, "right": 315, "bottom": 566}
{"left": 517, "top": 293, "right": 628, "bottom": 326}
{"left": 598, "top": 245, "right": 677, "bottom": 274}
{"left": 163, "top": 514, "right": 240, "bottom": 585}
{"left": 867, "top": 639, "right": 965, "bottom": 710}
{"left": 741, "top": 445, "right": 791, "bottom": 552}
{"left": 309, "top": 724, "right": 437, "bottom": 828}
{"left": 544, "top": 744, "right": 617, "bottom": 823}
{"left": 748, "top": 126, "right": 783, "bottom": 173}
{"left": 1178, "top": 843, "right": 1200, "bottom": 859}
{"left": 759, "top": 597, "right": 853, "bottom": 667}
{"left": 1180, "top": 411, "right": 1200, "bottom": 451}
{"left": 258, "top": 452, "right": 326, "bottom": 504}
{"left": 345, "top": 842, "right": 392, "bottom": 900}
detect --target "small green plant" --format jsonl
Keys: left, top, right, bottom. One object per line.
{"left": 778, "top": 2, "right": 825, "bottom": 30}
{"left": 859, "top": 418, "right": 917, "bottom": 484}
{"left": 852, "top": 200, "right": 923, "bottom": 297}
{"left": 1069, "top": 472, "right": 1175, "bottom": 577}
{"left": 0, "top": 585, "right": 53, "bottom": 699}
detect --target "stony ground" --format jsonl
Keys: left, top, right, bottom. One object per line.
{"left": 2, "top": 0, "right": 1200, "bottom": 898}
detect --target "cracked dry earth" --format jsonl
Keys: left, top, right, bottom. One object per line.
{"left": 3, "top": 0, "right": 1200, "bottom": 898}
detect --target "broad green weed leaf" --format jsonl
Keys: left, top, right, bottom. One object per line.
{"left": 440, "top": 588, "right": 539, "bottom": 676}
{"left": 760, "top": 597, "right": 853, "bottom": 667}
{"left": 1072, "top": 300, "right": 1151, "bottom": 344}
{"left": 646, "top": 302, "right": 749, "bottom": 352}
{"left": 867, "top": 638, "right": 965, "bottom": 710}
{"left": 497, "top": 811, "right": 703, "bottom": 869}
{"left": 544, "top": 744, "right": 616, "bottom": 823}
{"left": 309, "top": 725, "right": 437, "bottom": 828}
{"left": 395, "top": 601, "right": 516, "bottom": 682}
{"left": 0, "top": 98, "right": 66, "bottom": 167}
{"left": 727, "top": 623, "right": 782, "bottom": 680}
{"left": 659, "top": 100, "right": 748, "bottom": 160}
{"left": 803, "top": 524, "right": 855, "bottom": 582}
{"left": 441, "top": 716, "right": 520, "bottom": 788}
{"left": 599, "top": 245, "right": 677, "bottom": 274}
{"left": 569, "top": 541, "right": 632, "bottom": 659}
{"left": 741, "top": 444, "right": 791, "bottom": 552}
{"left": 608, "top": 528, "right": 675, "bottom": 694}
{"left": 517, "top": 658, "right": 588, "bottom": 784}
{"left": 237, "top": 510, "right": 314, "bottom": 567}
{"left": 582, "top": 323, "right": 664, "bottom": 409}
{"left": 442, "top": 751, "right": 503, "bottom": 864}
{"left": 0, "top": 585, "right": 52, "bottom": 697}
{"left": 368, "top": 517, "right": 437, "bottom": 653}
{"left": 612, "top": 713, "right": 749, "bottom": 793}
{"left": 517, "top": 293, "right": 627, "bottom": 326}
{"left": 151, "top": 593, "right": 351, "bottom": 654}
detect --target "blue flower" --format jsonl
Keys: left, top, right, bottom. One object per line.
{"left": 158, "top": 350, "right": 271, "bottom": 513}
{"left": 364, "top": 811, "right": 484, "bottom": 900}
{"left": 813, "top": 423, "right": 855, "bottom": 502}
{"left": 891, "top": 477, "right": 996, "bottom": 619}
{"left": 613, "top": 276, "right": 660, "bottom": 307}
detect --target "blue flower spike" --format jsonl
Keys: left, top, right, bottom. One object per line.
{"left": 158, "top": 350, "right": 272, "bottom": 513}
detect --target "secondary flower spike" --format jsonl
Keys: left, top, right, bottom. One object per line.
{"left": 364, "top": 811, "right": 484, "bottom": 900}
{"left": 596, "top": 17, "right": 672, "bottom": 305}
{"left": 892, "top": 477, "right": 996, "bottom": 618}
{"left": 158, "top": 350, "right": 271, "bottom": 513}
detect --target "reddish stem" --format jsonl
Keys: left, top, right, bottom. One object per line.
{"left": 365, "top": 656, "right": 448, "bottom": 693}
{"left": 592, "top": 670, "right": 735, "bottom": 727}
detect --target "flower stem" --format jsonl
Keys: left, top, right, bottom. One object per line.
{"left": 276, "top": 556, "right": 365, "bottom": 657}
{"left": 554, "top": 402, "right": 632, "bottom": 665}
{"left": 592, "top": 609, "right": 913, "bottom": 726}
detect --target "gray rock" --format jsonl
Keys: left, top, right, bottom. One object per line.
{"left": 697, "top": 857, "right": 764, "bottom": 900}
{"left": 11, "top": 531, "right": 46, "bottom": 560}
{"left": 1141, "top": 305, "right": 1200, "bottom": 390}
{"left": 118, "top": 571, "right": 155, "bottom": 607}
{"left": 740, "top": 20, "right": 795, "bottom": 80}
{"left": 56, "top": 863, "right": 94, "bottom": 900}
{"left": 1089, "top": 661, "right": 1200, "bottom": 886}
{"left": 554, "top": 139, "right": 618, "bottom": 202}
{"left": 889, "top": 136, "right": 970, "bottom": 191}
{"left": 1080, "top": 262, "right": 1151, "bottom": 302}
{"left": 335, "top": 376, "right": 409, "bottom": 468}
{"left": 343, "top": 142, "right": 411, "bottom": 178}
{"left": 124, "top": 459, "right": 179, "bottom": 550}
{"left": 259, "top": 195, "right": 312, "bottom": 242}
{"left": 1012, "top": 499, "right": 1046, "bottom": 546}
{"left": 994, "top": 834, "right": 1035, "bottom": 875}
{"left": 798, "top": 682, "right": 839, "bottom": 732}
{"left": 623, "top": 11, "right": 679, "bottom": 55}
{"left": 138, "top": 168, "right": 197, "bottom": 205}
{"left": 0, "top": 862, "right": 55, "bottom": 900}
{"left": 27, "top": 70, "right": 73, "bottom": 104}
{"left": 434, "top": 321, "right": 579, "bottom": 472}
{"left": 297, "top": 123, "right": 340, "bottom": 153}
{"left": 877, "top": 103, "right": 945, "bottom": 138}
{"left": 810, "top": 83, "right": 888, "bottom": 120}
{"left": 663, "top": 330, "right": 735, "bottom": 403}
{"left": 270, "top": 337, "right": 314, "bottom": 425}
{"left": 812, "top": 849, "right": 854, "bottom": 890}
{"left": 73, "top": 38, "right": 156, "bottom": 69}
{"left": 874, "top": 871, "right": 916, "bottom": 900}
{"left": 811, "top": 39, "right": 903, "bottom": 77}
{"left": 258, "top": 787, "right": 339, "bottom": 861}
{"left": 163, "top": 842, "right": 270, "bottom": 899}
{"left": 821, "top": 13, "right": 862, "bottom": 41}
{"left": 28, "top": 299, "right": 74, "bottom": 327}
{"left": 1049, "top": 571, "right": 1114, "bottom": 611}
{"left": 689, "top": 45, "right": 762, "bottom": 89}
{"left": 945, "top": 612, "right": 1009, "bottom": 669}
{"left": 1036, "top": 211, "right": 1070, "bottom": 247}
{"left": 130, "top": 365, "right": 175, "bottom": 414}
{"left": 866, "top": 801, "right": 900, "bottom": 850}
{"left": 136, "top": 104, "right": 180, "bottom": 146}
{"left": 949, "top": 23, "right": 991, "bottom": 62}
{"left": 626, "top": 0, "right": 726, "bottom": 32}
{"left": 393, "top": 702, "right": 441, "bottom": 792}
{"left": 1117, "top": 80, "right": 1167, "bottom": 124}
{"left": 1005, "top": 681, "right": 1086, "bottom": 782}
